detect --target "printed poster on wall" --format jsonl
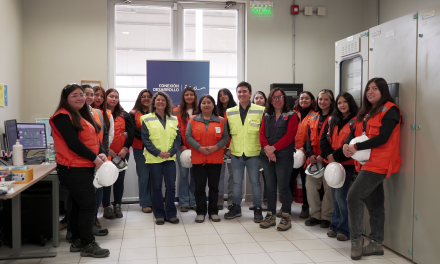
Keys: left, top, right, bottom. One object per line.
{"left": 146, "top": 60, "right": 209, "bottom": 106}
{"left": 0, "top": 84, "right": 5, "bottom": 107}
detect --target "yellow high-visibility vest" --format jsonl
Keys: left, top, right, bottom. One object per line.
{"left": 227, "top": 103, "right": 264, "bottom": 157}
{"left": 141, "top": 113, "right": 179, "bottom": 164}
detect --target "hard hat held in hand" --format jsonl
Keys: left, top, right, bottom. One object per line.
{"left": 293, "top": 149, "right": 306, "bottom": 169}
{"left": 324, "top": 162, "right": 346, "bottom": 188}
{"left": 349, "top": 135, "right": 371, "bottom": 165}
{"left": 305, "top": 162, "right": 325, "bottom": 178}
{"left": 180, "top": 149, "right": 192, "bottom": 168}
{"left": 93, "top": 161, "right": 119, "bottom": 188}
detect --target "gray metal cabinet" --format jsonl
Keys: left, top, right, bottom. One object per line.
{"left": 368, "top": 13, "right": 417, "bottom": 260}
{"left": 413, "top": 4, "right": 440, "bottom": 263}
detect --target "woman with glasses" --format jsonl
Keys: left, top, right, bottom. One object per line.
{"left": 216, "top": 88, "right": 236, "bottom": 210}
{"left": 305, "top": 89, "right": 335, "bottom": 228}
{"left": 259, "top": 88, "right": 298, "bottom": 231}
{"left": 130, "top": 89, "right": 154, "bottom": 213}
{"left": 320, "top": 92, "right": 358, "bottom": 241}
{"left": 173, "top": 87, "right": 198, "bottom": 212}
{"left": 102, "top": 89, "right": 134, "bottom": 219}
{"left": 142, "top": 92, "right": 181, "bottom": 225}
{"left": 186, "top": 95, "right": 229, "bottom": 223}
{"left": 289, "top": 91, "right": 317, "bottom": 219}
{"left": 50, "top": 84, "right": 109, "bottom": 258}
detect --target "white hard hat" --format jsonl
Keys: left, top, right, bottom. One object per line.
{"left": 305, "top": 162, "right": 325, "bottom": 178}
{"left": 324, "top": 162, "right": 346, "bottom": 188}
{"left": 349, "top": 135, "right": 371, "bottom": 165}
{"left": 93, "top": 161, "right": 119, "bottom": 188}
{"left": 293, "top": 149, "right": 306, "bottom": 169}
{"left": 180, "top": 149, "right": 192, "bottom": 168}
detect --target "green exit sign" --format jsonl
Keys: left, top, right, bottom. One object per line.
{"left": 251, "top": 7, "right": 273, "bottom": 16}
{"left": 250, "top": 1, "right": 273, "bottom": 17}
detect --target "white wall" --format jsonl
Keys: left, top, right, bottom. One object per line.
{"left": 0, "top": 0, "right": 24, "bottom": 134}
{"left": 23, "top": 0, "right": 108, "bottom": 122}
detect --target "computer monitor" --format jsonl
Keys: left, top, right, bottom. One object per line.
{"left": 36, "top": 118, "right": 53, "bottom": 144}
{"left": 4, "top": 119, "right": 18, "bottom": 153}
{"left": 16, "top": 123, "right": 47, "bottom": 150}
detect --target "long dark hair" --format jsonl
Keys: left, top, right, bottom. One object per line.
{"left": 106, "top": 88, "right": 125, "bottom": 118}
{"left": 315, "top": 89, "right": 335, "bottom": 115}
{"left": 178, "top": 87, "right": 198, "bottom": 124}
{"left": 195, "top": 94, "right": 219, "bottom": 116}
{"left": 293, "top": 91, "right": 316, "bottom": 111}
{"left": 265, "top": 88, "right": 289, "bottom": 115}
{"left": 217, "top": 88, "right": 236, "bottom": 117}
{"left": 91, "top": 86, "right": 110, "bottom": 129}
{"left": 329, "top": 92, "right": 359, "bottom": 139}
{"left": 132, "top": 89, "right": 152, "bottom": 113}
{"left": 357, "top": 77, "right": 395, "bottom": 122}
{"left": 150, "top": 91, "right": 173, "bottom": 117}
{"left": 54, "top": 84, "right": 101, "bottom": 133}
{"left": 252, "top": 91, "right": 267, "bottom": 105}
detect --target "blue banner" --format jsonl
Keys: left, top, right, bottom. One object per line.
{"left": 146, "top": 60, "right": 210, "bottom": 106}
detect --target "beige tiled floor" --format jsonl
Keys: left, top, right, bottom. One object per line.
{"left": 0, "top": 202, "right": 415, "bottom": 264}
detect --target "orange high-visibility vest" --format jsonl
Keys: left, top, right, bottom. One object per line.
{"left": 173, "top": 106, "right": 191, "bottom": 149}
{"left": 294, "top": 109, "right": 316, "bottom": 149}
{"left": 325, "top": 117, "right": 355, "bottom": 165}
{"left": 189, "top": 116, "right": 225, "bottom": 165}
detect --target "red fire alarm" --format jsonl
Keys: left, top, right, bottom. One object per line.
{"left": 291, "top": 5, "right": 299, "bottom": 15}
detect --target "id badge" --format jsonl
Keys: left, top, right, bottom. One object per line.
{"left": 215, "top": 127, "right": 221, "bottom": 133}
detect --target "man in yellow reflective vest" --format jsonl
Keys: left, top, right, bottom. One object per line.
{"left": 225, "top": 82, "right": 265, "bottom": 223}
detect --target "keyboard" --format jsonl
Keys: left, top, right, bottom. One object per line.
{"left": 24, "top": 156, "right": 45, "bottom": 165}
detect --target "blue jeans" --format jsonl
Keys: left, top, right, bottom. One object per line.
{"left": 149, "top": 160, "right": 177, "bottom": 219}
{"left": 218, "top": 161, "right": 233, "bottom": 200}
{"left": 133, "top": 148, "right": 152, "bottom": 207}
{"left": 329, "top": 165, "right": 355, "bottom": 238}
{"left": 231, "top": 155, "right": 262, "bottom": 207}
{"left": 95, "top": 187, "right": 103, "bottom": 213}
{"left": 176, "top": 150, "right": 196, "bottom": 207}
{"left": 103, "top": 152, "right": 130, "bottom": 207}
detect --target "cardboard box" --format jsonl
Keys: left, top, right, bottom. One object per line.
{"left": 0, "top": 168, "right": 33, "bottom": 184}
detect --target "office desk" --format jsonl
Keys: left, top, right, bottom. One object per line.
{"left": 0, "top": 164, "right": 58, "bottom": 260}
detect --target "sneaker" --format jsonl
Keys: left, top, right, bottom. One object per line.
{"left": 70, "top": 238, "right": 81, "bottom": 252}
{"left": 249, "top": 205, "right": 254, "bottom": 210}
{"left": 142, "top": 206, "right": 152, "bottom": 213}
{"left": 305, "top": 217, "right": 321, "bottom": 226}
{"left": 224, "top": 203, "right": 242, "bottom": 219}
{"left": 259, "top": 211, "right": 276, "bottom": 229}
{"left": 103, "top": 206, "right": 116, "bottom": 219}
{"left": 209, "top": 214, "right": 221, "bottom": 222}
{"left": 59, "top": 217, "right": 68, "bottom": 230}
{"left": 276, "top": 209, "right": 282, "bottom": 218}
{"left": 195, "top": 215, "right": 205, "bottom": 223}
{"left": 363, "top": 239, "right": 384, "bottom": 256}
{"left": 351, "top": 236, "right": 364, "bottom": 260}
{"left": 337, "top": 233, "right": 349, "bottom": 241}
{"left": 327, "top": 230, "right": 337, "bottom": 238}
{"left": 254, "top": 206, "right": 263, "bottom": 223}
{"left": 320, "top": 220, "right": 330, "bottom": 228}
{"left": 114, "top": 204, "right": 123, "bottom": 218}
{"left": 217, "top": 204, "right": 224, "bottom": 210}
{"left": 93, "top": 225, "right": 109, "bottom": 236}
{"left": 299, "top": 205, "right": 310, "bottom": 219}
{"left": 169, "top": 217, "right": 180, "bottom": 224}
{"left": 190, "top": 206, "right": 197, "bottom": 211}
{"left": 80, "top": 241, "right": 110, "bottom": 258}
{"left": 277, "top": 212, "right": 292, "bottom": 231}
{"left": 94, "top": 214, "right": 101, "bottom": 228}
{"left": 180, "top": 205, "right": 189, "bottom": 212}
{"left": 66, "top": 230, "right": 72, "bottom": 243}
{"left": 156, "top": 218, "right": 165, "bottom": 225}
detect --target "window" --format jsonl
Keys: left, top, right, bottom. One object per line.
{"left": 108, "top": 1, "right": 244, "bottom": 110}
{"left": 340, "top": 56, "right": 362, "bottom": 107}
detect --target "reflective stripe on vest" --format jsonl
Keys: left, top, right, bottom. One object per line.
{"left": 142, "top": 113, "right": 179, "bottom": 163}
{"left": 226, "top": 104, "right": 264, "bottom": 157}
{"left": 354, "top": 101, "right": 401, "bottom": 177}
{"left": 110, "top": 115, "right": 127, "bottom": 153}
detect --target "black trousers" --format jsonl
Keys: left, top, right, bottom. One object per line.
{"left": 290, "top": 167, "right": 309, "bottom": 207}
{"left": 57, "top": 164, "right": 96, "bottom": 245}
{"left": 193, "top": 163, "right": 222, "bottom": 216}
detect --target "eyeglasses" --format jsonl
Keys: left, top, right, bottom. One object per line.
{"left": 272, "top": 95, "right": 284, "bottom": 101}
{"left": 69, "top": 93, "right": 86, "bottom": 98}
{"left": 141, "top": 95, "right": 152, "bottom": 99}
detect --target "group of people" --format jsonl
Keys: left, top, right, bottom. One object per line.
{"left": 51, "top": 77, "right": 401, "bottom": 261}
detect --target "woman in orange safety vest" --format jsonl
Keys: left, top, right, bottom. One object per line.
{"left": 186, "top": 95, "right": 228, "bottom": 223}
{"left": 50, "top": 83, "right": 109, "bottom": 258}
{"left": 343, "top": 78, "right": 401, "bottom": 260}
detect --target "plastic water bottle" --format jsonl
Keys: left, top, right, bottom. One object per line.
{"left": 45, "top": 145, "right": 51, "bottom": 164}
{"left": 49, "top": 145, "right": 56, "bottom": 164}
{"left": 12, "top": 140, "right": 24, "bottom": 166}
